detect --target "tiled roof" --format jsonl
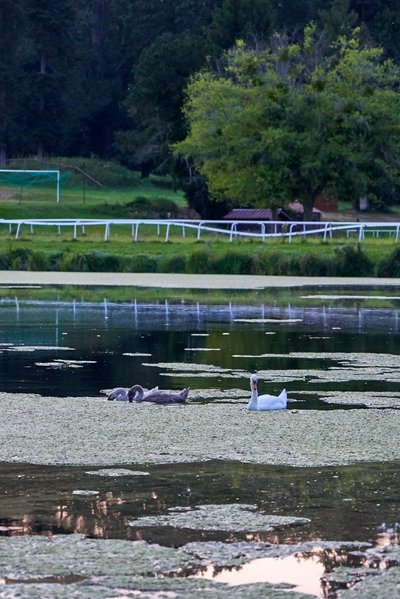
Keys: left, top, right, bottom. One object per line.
{"left": 223, "top": 208, "right": 273, "bottom": 220}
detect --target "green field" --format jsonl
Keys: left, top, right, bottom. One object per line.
{"left": 0, "top": 168, "right": 185, "bottom": 220}
{"left": 1, "top": 159, "right": 400, "bottom": 276}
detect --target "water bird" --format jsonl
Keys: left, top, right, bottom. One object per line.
{"left": 107, "top": 387, "right": 128, "bottom": 401}
{"left": 107, "top": 386, "right": 158, "bottom": 401}
{"left": 247, "top": 374, "right": 287, "bottom": 411}
{"left": 127, "top": 384, "right": 189, "bottom": 404}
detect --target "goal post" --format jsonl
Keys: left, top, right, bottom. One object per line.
{"left": 0, "top": 169, "right": 61, "bottom": 202}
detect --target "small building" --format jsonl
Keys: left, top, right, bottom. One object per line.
{"left": 223, "top": 205, "right": 321, "bottom": 223}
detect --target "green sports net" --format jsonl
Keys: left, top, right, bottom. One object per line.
{"left": 0, "top": 170, "right": 70, "bottom": 201}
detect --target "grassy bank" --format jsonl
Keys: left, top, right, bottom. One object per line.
{"left": 0, "top": 232, "right": 400, "bottom": 277}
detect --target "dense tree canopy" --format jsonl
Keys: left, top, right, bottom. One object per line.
{"left": 2, "top": 0, "right": 400, "bottom": 214}
{"left": 175, "top": 27, "right": 400, "bottom": 217}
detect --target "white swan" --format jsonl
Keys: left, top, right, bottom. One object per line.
{"left": 127, "top": 384, "right": 189, "bottom": 405}
{"left": 247, "top": 374, "right": 287, "bottom": 411}
{"left": 107, "top": 386, "right": 158, "bottom": 401}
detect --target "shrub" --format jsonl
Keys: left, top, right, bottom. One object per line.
{"left": 296, "top": 253, "right": 330, "bottom": 276}
{"left": 331, "top": 243, "right": 373, "bottom": 276}
{"left": 128, "top": 253, "right": 158, "bottom": 272}
{"left": 253, "top": 251, "right": 290, "bottom": 275}
{"left": 127, "top": 197, "right": 180, "bottom": 218}
{"left": 186, "top": 249, "right": 211, "bottom": 274}
{"left": 376, "top": 246, "right": 400, "bottom": 277}
{"left": 161, "top": 255, "right": 187, "bottom": 273}
{"left": 60, "top": 252, "right": 91, "bottom": 271}
{"left": 211, "top": 251, "right": 254, "bottom": 274}
{"left": 7, "top": 248, "right": 50, "bottom": 271}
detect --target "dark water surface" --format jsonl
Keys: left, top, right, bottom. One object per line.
{"left": 0, "top": 460, "right": 399, "bottom": 548}
{"left": 0, "top": 291, "right": 399, "bottom": 399}
{"left": 0, "top": 288, "right": 399, "bottom": 597}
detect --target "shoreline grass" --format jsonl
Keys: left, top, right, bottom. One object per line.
{"left": 0, "top": 233, "right": 399, "bottom": 277}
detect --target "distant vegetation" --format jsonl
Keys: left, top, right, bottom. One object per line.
{"left": 3, "top": 1, "right": 400, "bottom": 217}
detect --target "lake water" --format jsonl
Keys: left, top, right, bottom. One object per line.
{"left": 0, "top": 287, "right": 399, "bottom": 597}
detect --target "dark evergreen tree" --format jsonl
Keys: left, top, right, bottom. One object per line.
{"left": 0, "top": 0, "right": 29, "bottom": 165}
{"left": 119, "top": 31, "right": 209, "bottom": 169}
{"left": 207, "top": 0, "right": 276, "bottom": 50}
{"left": 275, "top": 0, "right": 324, "bottom": 31}
{"left": 22, "top": 0, "right": 77, "bottom": 158}
{"left": 319, "top": 0, "right": 357, "bottom": 42}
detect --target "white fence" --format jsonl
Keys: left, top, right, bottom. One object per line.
{"left": 1, "top": 218, "right": 400, "bottom": 243}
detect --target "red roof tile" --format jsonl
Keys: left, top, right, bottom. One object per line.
{"left": 223, "top": 208, "right": 273, "bottom": 220}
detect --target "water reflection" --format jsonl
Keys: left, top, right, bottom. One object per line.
{"left": 0, "top": 461, "right": 399, "bottom": 549}
{"left": 192, "top": 551, "right": 348, "bottom": 599}
{"left": 0, "top": 297, "right": 399, "bottom": 399}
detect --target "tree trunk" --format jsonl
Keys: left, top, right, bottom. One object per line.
{"left": 37, "top": 142, "right": 44, "bottom": 160}
{"left": 303, "top": 203, "right": 314, "bottom": 222}
{"left": 0, "top": 146, "right": 6, "bottom": 168}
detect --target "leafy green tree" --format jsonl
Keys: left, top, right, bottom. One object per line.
{"left": 175, "top": 26, "right": 400, "bottom": 219}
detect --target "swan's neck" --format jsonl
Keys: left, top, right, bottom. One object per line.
{"left": 128, "top": 385, "right": 144, "bottom": 402}
{"left": 247, "top": 385, "right": 258, "bottom": 410}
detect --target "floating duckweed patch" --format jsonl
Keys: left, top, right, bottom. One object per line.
{"left": 337, "top": 566, "right": 400, "bottom": 598}
{"left": 142, "top": 362, "right": 232, "bottom": 373}
{"left": 253, "top": 352, "right": 400, "bottom": 368}
{"left": 0, "top": 534, "right": 398, "bottom": 599}
{"left": 3, "top": 345, "right": 75, "bottom": 352}
{"left": 129, "top": 504, "right": 310, "bottom": 532}
{"left": 316, "top": 391, "right": 400, "bottom": 408}
{"left": 179, "top": 540, "right": 372, "bottom": 568}
{"left": 0, "top": 534, "right": 200, "bottom": 583}
{"left": 85, "top": 469, "right": 150, "bottom": 477}
{"left": 1, "top": 393, "right": 400, "bottom": 467}
{"left": 143, "top": 362, "right": 245, "bottom": 378}
{"left": 160, "top": 371, "right": 245, "bottom": 378}
{"left": 184, "top": 347, "right": 221, "bottom": 352}
{"left": 35, "top": 360, "right": 89, "bottom": 369}
{"left": 34, "top": 362, "right": 68, "bottom": 369}
{"left": 122, "top": 352, "right": 152, "bottom": 357}
{"left": 254, "top": 367, "right": 399, "bottom": 384}
{"left": 0, "top": 534, "right": 320, "bottom": 599}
